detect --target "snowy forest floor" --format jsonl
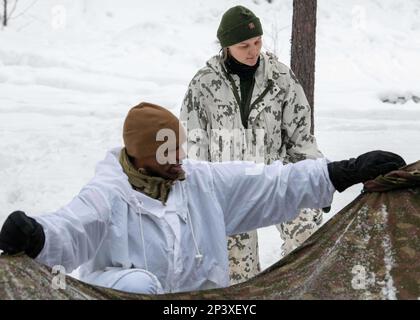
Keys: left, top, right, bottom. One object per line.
{"left": 0, "top": 0, "right": 419, "bottom": 270}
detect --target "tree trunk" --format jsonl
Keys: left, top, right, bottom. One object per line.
{"left": 3, "top": 0, "right": 7, "bottom": 27}
{"left": 291, "top": 0, "right": 317, "bottom": 134}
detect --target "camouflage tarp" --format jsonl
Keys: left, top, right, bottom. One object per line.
{"left": 1, "top": 161, "right": 419, "bottom": 300}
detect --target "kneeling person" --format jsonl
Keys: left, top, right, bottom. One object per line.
{"left": 0, "top": 102, "right": 406, "bottom": 294}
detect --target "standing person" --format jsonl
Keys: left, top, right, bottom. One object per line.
{"left": 180, "top": 5, "right": 324, "bottom": 284}
{"left": 0, "top": 102, "right": 405, "bottom": 294}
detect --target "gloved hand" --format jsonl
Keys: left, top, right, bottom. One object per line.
{"left": 0, "top": 211, "right": 45, "bottom": 258}
{"left": 327, "top": 150, "right": 406, "bottom": 192}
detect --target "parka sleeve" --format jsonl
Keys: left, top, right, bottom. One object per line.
{"left": 180, "top": 76, "right": 211, "bottom": 161}
{"left": 281, "top": 69, "right": 323, "bottom": 163}
{"left": 34, "top": 184, "right": 112, "bottom": 273}
{"left": 208, "top": 158, "right": 335, "bottom": 236}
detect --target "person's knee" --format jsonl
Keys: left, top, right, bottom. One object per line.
{"left": 111, "top": 269, "right": 163, "bottom": 294}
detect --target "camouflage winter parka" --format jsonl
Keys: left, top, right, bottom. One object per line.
{"left": 180, "top": 52, "right": 323, "bottom": 165}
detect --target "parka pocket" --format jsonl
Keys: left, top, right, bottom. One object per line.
{"left": 211, "top": 104, "right": 237, "bottom": 129}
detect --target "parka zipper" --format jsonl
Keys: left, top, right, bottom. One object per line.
{"left": 222, "top": 68, "right": 274, "bottom": 126}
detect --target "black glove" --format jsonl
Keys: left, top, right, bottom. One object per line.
{"left": 327, "top": 150, "right": 406, "bottom": 192}
{"left": 0, "top": 211, "right": 45, "bottom": 258}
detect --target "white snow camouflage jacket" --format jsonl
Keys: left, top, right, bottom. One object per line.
{"left": 34, "top": 148, "right": 335, "bottom": 294}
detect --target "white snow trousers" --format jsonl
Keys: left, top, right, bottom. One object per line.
{"left": 83, "top": 268, "right": 163, "bottom": 294}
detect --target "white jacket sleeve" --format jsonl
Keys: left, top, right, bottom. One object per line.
{"left": 209, "top": 158, "right": 336, "bottom": 236}
{"left": 34, "top": 185, "right": 112, "bottom": 273}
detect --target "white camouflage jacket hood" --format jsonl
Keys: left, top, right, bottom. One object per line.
{"left": 181, "top": 52, "right": 323, "bottom": 164}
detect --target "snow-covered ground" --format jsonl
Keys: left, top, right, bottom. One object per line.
{"left": 0, "top": 0, "right": 419, "bottom": 271}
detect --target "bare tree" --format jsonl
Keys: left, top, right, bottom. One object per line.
{"left": 2, "top": 0, "right": 37, "bottom": 28}
{"left": 3, "top": 0, "right": 9, "bottom": 26}
{"left": 290, "top": 0, "right": 317, "bottom": 134}
{"left": 2, "top": 0, "right": 18, "bottom": 27}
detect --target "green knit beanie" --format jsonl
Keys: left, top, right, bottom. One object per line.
{"left": 217, "top": 6, "right": 263, "bottom": 48}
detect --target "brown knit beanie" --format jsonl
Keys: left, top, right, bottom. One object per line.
{"left": 123, "top": 102, "right": 184, "bottom": 162}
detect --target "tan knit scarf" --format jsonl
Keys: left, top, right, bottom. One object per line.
{"left": 119, "top": 148, "right": 185, "bottom": 205}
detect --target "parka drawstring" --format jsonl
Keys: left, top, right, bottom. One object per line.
{"left": 180, "top": 182, "right": 203, "bottom": 264}
{"left": 132, "top": 196, "right": 149, "bottom": 272}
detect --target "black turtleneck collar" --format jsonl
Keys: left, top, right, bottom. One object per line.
{"left": 224, "top": 53, "right": 260, "bottom": 80}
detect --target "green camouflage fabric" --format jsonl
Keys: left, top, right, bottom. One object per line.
{"left": 2, "top": 160, "right": 419, "bottom": 300}
{"left": 180, "top": 52, "right": 323, "bottom": 284}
